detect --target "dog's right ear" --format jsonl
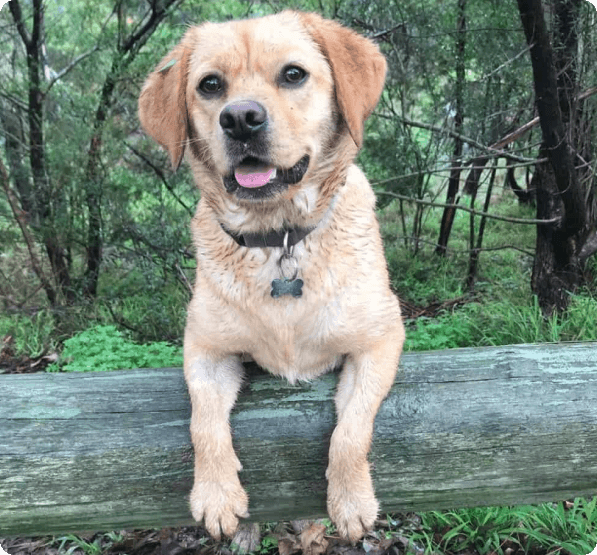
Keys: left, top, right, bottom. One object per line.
{"left": 138, "top": 41, "right": 190, "bottom": 171}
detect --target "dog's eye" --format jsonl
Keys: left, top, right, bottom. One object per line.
{"left": 198, "top": 75, "right": 224, "bottom": 96}
{"left": 280, "top": 65, "right": 308, "bottom": 87}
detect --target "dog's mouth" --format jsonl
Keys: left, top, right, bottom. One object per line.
{"left": 223, "top": 155, "right": 310, "bottom": 200}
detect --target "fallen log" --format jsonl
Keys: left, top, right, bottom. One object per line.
{"left": 2, "top": 342, "right": 597, "bottom": 537}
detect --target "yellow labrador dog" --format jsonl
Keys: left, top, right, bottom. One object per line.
{"left": 139, "top": 10, "right": 404, "bottom": 542}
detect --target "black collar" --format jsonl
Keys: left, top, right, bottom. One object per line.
{"left": 220, "top": 223, "right": 315, "bottom": 248}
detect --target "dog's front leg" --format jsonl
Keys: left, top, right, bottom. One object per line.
{"left": 326, "top": 332, "right": 403, "bottom": 542}
{"left": 184, "top": 351, "right": 248, "bottom": 540}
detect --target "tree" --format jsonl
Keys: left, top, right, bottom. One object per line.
{"left": 8, "top": 0, "right": 74, "bottom": 303}
{"left": 3, "top": 0, "right": 182, "bottom": 304}
{"left": 82, "top": 0, "right": 184, "bottom": 298}
{"left": 517, "top": 0, "right": 590, "bottom": 313}
{"left": 436, "top": 0, "right": 466, "bottom": 256}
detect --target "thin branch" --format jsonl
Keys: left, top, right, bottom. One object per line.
{"left": 476, "top": 45, "right": 531, "bottom": 82}
{"left": 0, "top": 90, "right": 29, "bottom": 112}
{"left": 121, "top": 0, "right": 184, "bottom": 59}
{"left": 45, "top": 45, "right": 100, "bottom": 94}
{"left": 0, "top": 157, "right": 56, "bottom": 305}
{"left": 390, "top": 235, "right": 535, "bottom": 258}
{"left": 394, "top": 115, "right": 537, "bottom": 163}
{"left": 373, "top": 158, "right": 545, "bottom": 187}
{"left": 124, "top": 142, "right": 194, "bottom": 216}
{"left": 377, "top": 190, "right": 560, "bottom": 226}
{"left": 387, "top": 86, "right": 597, "bottom": 165}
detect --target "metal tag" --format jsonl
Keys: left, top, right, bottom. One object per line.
{"left": 271, "top": 277, "right": 304, "bottom": 298}
{"left": 271, "top": 231, "right": 304, "bottom": 298}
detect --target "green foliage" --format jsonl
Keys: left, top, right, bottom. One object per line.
{"left": 53, "top": 532, "right": 125, "bottom": 555}
{"left": 257, "top": 534, "right": 279, "bottom": 554}
{"left": 47, "top": 325, "right": 182, "bottom": 372}
{"left": 414, "top": 499, "right": 597, "bottom": 555}
{"left": 0, "top": 310, "right": 57, "bottom": 358}
{"left": 405, "top": 293, "right": 597, "bottom": 352}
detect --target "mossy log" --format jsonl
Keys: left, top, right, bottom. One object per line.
{"left": 2, "top": 343, "right": 597, "bottom": 537}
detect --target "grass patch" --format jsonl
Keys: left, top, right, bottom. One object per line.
{"left": 0, "top": 309, "right": 57, "bottom": 358}
{"left": 413, "top": 499, "right": 597, "bottom": 555}
{"left": 405, "top": 293, "right": 597, "bottom": 351}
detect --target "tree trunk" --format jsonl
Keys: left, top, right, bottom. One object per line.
{"left": 3, "top": 344, "right": 597, "bottom": 536}
{"left": 436, "top": 0, "right": 466, "bottom": 256}
{"left": 8, "top": 0, "right": 73, "bottom": 304}
{"left": 82, "top": 0, "right": 184, "bottom": 298}
{"left": 517, "top": 0, "right": 586, "bottom": 314}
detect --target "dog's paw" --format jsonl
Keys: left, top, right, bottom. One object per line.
{"left": 190, "top": 478, "right": 249, "bottom": 540}
{"left": 326, "top": 464, "right": 378, "bottom": 542}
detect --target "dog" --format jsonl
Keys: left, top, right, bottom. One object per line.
{"left": 138, "top": 10, "right": 404, "bottom": 542}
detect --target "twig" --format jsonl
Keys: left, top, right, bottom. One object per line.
{"left": 45, "top": 45, "right": 100, "bottom": 94}
{"left": 377, "top": 190, "right": 559, "bottom": 226}
{"left": 124, "top": 142, "right": 194, "bottom": 216}
{"left": 388, "top": 86, "right": 597, "bottom": 164}
{"left": 388, "top": 235, "right": 535, "bottom": 258}
{"left": 0, "top": 157, "right": 57, "bottom": 304}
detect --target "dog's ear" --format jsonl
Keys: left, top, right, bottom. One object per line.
{"left": 298, "top": 12, "right": 386, "bottom": 149}
{"left": 138, "top": 40, "right": 191, "bottom": 171}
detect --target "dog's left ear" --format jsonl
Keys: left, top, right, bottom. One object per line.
{"left": 138, "top": 38, "right": 191, "bottom": 171}
{"left": 298, "top": 12, "right": 387, "bottom": 149}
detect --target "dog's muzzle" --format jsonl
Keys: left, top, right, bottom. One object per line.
{"left": 223, "top": 154, "right": 310, "bottom": 200}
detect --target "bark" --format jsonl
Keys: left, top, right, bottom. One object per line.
{"left": 517, "top": 0, "right": 586, "bottom": 314}
{"left": 466, "top": 162, "right": 497, "bottom": 291}
{"left": 505, "top": 151, "right": 535, "bottom": 205}
{"left": 0, "top": 157, "right": 57, "bottom": 304}
{"left": 436, "top": 0, "right": 466, "bottom": 256}
{"left": 2, "top": 344, "right": 597, "bottom": 536}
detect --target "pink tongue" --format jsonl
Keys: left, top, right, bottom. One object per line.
{"left": 234, "top": 166, "right": 276, "bottom": 188}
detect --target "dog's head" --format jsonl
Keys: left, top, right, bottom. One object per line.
{"left": 139, "top": 11, "right": 385, "bottom": 217}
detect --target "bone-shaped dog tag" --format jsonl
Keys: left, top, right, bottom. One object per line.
{"left": 271, "top": 277, "right": 304, "bottom": 298}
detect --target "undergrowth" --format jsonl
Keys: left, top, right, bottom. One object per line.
{"left": 46, "top": 324, "right": 182, "bottom": 372}
{"left": 413, "top": 498, "right": 597, "bottom": 555}
{"left": 405, "top": 293, "right": 597, "bottom": 351}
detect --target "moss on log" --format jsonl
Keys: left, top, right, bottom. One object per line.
{"left": 1, "top": 343, "right": 597, "bottom": 537}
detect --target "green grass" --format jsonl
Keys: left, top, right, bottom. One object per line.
{"left": 0, "top": 309, "right": 58, "bottom": 358}
{"left": 405, "top": 293, "right": 597, "bottom": 351}
{"left": 412, "top": 499, "right": 597, "bottom": 555}
{"left": 52, "top": 532, "right": 125, "bottom": 555}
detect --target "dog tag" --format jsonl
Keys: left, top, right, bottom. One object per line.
{"left": 271, "top": 231, "right": 304, "bottom": 298}
{"left": 271, "top": 277, "right": 304, "bottom": 298}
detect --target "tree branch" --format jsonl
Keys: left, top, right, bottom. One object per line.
{"left": 376, "top": 190, "right": 560, "bottom": 226}
{"left": 124, "top": 142, "right": 194, "bottom": 216}
{"left": 394, "top": 115, "right": 537, "bottom": 163}
{"left": 121, "top": 0, "right": 184, "bottom": 59}
{"left": 45, "top": 45, "right": 101, "bottom": 94}
{"left": 8, "top": 0, "right": 30, "bottom": 47}
{"left": 0, "top": 157, "right": 56, "bottom": 305}
{"left": 390, "top": 86, "right": 597, "bottom": 166}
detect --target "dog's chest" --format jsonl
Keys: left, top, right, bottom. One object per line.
{"left": 240, "top": 252, "right": 352, "bottom": 381}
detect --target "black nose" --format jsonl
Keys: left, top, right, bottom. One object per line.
{"left": 219, "top": 100, "right": 267, "bottom": 141}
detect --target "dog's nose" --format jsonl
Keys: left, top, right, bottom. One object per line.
{"left": 219, "top": 100, "right": 267, "bottom": 141}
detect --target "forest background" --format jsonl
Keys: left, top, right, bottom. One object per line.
{"left": 2, "top": 0, "right": 597, "bottom": 353}
{"left": 1, "top": 0, "right": 597, "bottom": 553}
